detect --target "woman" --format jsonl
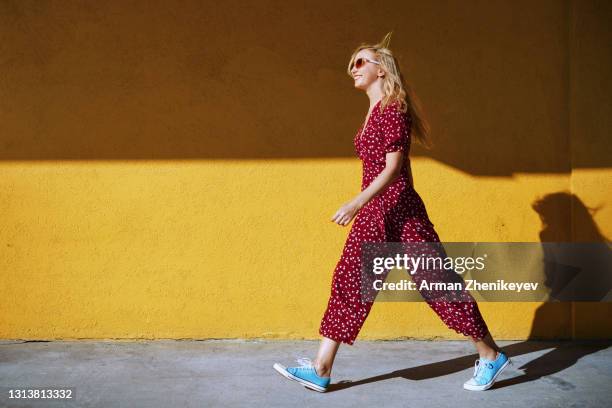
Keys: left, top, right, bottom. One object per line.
{"left": 273, "top": 32, "right": 511, "bottom": 392}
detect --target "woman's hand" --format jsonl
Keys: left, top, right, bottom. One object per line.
{"left": 331, "top": 200, "right": 362, "bottom": 226}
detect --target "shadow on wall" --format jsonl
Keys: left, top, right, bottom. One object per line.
{"left": 516, "top": 191, "right": 612, "bottom": 387}
{"left": 1, "top": 1, "right": 610, "bottom": 176}
{"left": 495, "top": 192, "right": 611, "bottom": 388}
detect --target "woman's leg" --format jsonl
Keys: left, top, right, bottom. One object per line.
{"left": 470, "top": 331, "right": 501, "bottom": 361}
{"left": 399, "top": 222, "right": 500, "bottom": 358}
{"left": 313, "top": 336, "right": 341, "bottom": 377}
{"left": 318, "top": 210, "right": 384, "bottom": 346}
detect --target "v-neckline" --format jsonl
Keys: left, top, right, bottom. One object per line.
{"left": 357, "top": 98, "right": 383, "bottom": 141}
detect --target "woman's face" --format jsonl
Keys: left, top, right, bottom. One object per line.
{"left": 351, "top": 49, "right": 384, "bottom": 91}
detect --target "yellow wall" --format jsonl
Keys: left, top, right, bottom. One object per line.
{"left": 1, "top": 0, "right": 610, "bottom": 341}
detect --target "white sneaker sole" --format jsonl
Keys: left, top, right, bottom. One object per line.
{"left": 463, "top": 357, "right": 512, "bottom": 391}
{"left": 273, "top": 363, "right": 328, "bottom": 393}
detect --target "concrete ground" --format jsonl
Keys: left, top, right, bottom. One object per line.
{"left": 0, "top": 339, "right": 611, "bottom": 407}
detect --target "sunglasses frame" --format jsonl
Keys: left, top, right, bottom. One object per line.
{"left": 352, "top": 56, "right": 381, "bottom": 70}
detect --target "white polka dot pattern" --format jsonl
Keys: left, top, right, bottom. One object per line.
{"left": 318, "top": 99, "right": 489, "bottom": 345}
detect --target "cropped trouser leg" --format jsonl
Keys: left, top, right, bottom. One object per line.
{"left": 319, "top": 215, "right": 489, "bottom": 345}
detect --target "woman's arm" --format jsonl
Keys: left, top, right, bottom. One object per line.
{"left": 331, "top": 151, "right": 404, "bottom": 226}
{"left": 354, "top": 151, "right": 403, "bottom": 208}
{"left": 331, "top": 101, "right": 410, "bottom": 227}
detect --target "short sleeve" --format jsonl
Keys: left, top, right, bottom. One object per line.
{"left": 379, "top": 102, "right": 411, "bottom": 153}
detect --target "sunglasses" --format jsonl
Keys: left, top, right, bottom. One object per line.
{"left": 351, "top": 57, "right": 381, "bottom": 70}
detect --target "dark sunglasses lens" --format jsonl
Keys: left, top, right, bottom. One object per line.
{"left": 354, "top": 58, "right": 364, "bottom": 69}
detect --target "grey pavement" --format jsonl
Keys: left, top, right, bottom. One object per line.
{"left": 1, "top": 339, "right": 611, "bottom": 407}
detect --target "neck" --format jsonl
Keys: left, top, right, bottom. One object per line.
{"left": 366, "top": 82, "right": 384, "bottom": 109}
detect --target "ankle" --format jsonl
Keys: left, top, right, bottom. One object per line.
{"left": 314, "top": 361, "right": 332, "bottom": 378}
{"left": 480, "top": 350, "right": 499, "bottom": 361}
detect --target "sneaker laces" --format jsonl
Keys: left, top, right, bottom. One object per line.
{"left": 473, "top": 359, "right": 494, "bottom": 380}
{"left": 472, "top": 359, "right": 481, "bottom": 378}
{"left": 295, "top": 357, "right": 315, "bottom": 368}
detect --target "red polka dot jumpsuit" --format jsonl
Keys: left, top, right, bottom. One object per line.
{"left": 318, "top": 98, "right": 490, "bottom": 345}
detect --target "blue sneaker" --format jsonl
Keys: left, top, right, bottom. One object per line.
{"left": 273, "top": 357, "right": 331, "bottom": 392}
{"left": 463, "top": 351, "right": 512, "bottom": 391}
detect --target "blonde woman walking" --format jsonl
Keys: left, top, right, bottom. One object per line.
{"left": 274, "top": 32, "right": 511, "bottom": 392}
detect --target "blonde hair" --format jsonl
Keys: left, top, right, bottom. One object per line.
{"left": 347, "top": 32, "right": 432, "bottom": 149}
